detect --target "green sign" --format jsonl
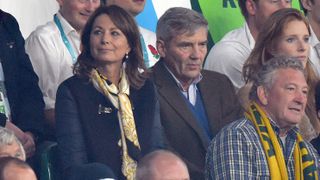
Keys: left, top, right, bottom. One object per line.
{"left": 195, "top": 0, "right": 302, "bottom": 43}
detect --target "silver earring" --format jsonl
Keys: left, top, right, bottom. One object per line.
{"left": 125, "top": 52, "right": 129, "bottom": 59}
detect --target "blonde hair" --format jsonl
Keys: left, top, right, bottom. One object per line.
{"left": 0, "top": 127, "right": 25, "bottom": 161}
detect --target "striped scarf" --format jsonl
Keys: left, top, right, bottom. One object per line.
{"left": 245, "top": 102, "right": 318, "bottom": 180}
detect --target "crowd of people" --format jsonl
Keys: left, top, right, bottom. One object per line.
{"left": 0, "top": 0, "right": 320, "bottom": 179}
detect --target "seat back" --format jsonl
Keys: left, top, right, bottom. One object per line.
{"left": 35, "top": 141, "right": 61, "bottom": 180}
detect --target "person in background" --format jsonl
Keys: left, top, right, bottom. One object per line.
{"left": 206, "top": 57, "right": 320, "bottom": 179}
{"left": 0, "top": 157, "right": 37, "bottom": 180}
{"left": 56, "top": 5, "right": 163, "bottom": 179}
{"left": 104, "top": 0, "right": 160, "bottom": 67}
{"left": 241, "top": 8, "right": 319, "bottom": 141}
{"left": 0, "top": 127, "right": 25, "bottom": 161}
{"left": 301, "top": 0, "right": 320, "bottom": 76}
{"left": 152, "top": 7, "right": 241, "bottom": 179}
{"left": 0, "top": 10, "right": 44, "bottom": 158}
{"left": 136, "top": 150, "right": 189, "bottom": 180}
{"left": 204, "top": 0, "right": 291, "bottom": 90}
{"left": 25, "top": 0, "right": 101, "bottom": 138}
{"left": 311, "top": 81, "right": 320, "bottom": 154}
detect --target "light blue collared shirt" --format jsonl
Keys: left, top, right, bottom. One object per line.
{"left": 164, "top": 64, "right": 202, "bottom": 106}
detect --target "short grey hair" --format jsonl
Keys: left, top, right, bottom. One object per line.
{"left": 249, "top": 56, "right": 305, "bottom": 101}
{"left": 156, "top": 7, "right": 208, "bottom": 43}
{"left": 0, "top": 128, "right": 25, "bottom": 161}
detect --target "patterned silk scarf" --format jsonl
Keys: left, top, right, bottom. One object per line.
{"left": 91, "top": 69, "right": 140, "bottom": 180}
{"left": 245, "top": 102, "right": 318, "bottom": 180}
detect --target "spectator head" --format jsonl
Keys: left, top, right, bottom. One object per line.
{"left": 105, "top": 0, "right": 146, "bottom": 16}
{"left": 243, "top": 8, "right": 310, "bottom": 82}
{"left": 238, "top": 0, "right": 291, "bottom": 39}
{"left": 300, "top": 0, "right": 320, "bottom": 24}
{"left": 0, "top": 156, "right": 37, "bottom": 180}
{"left": 156, "top": 7, "right": 208, "bottom": 87}
{"left": 0, "top": 127, "right": 25, "bottom": 161}
{"left": 238, "top": 0, "right": 291, "bottom": 20}
{"left": 57, "top": 0, "right": 101, "bottom": 32}
{"left": 136, "top": 150, "right": 189, "bottom": 180}
{"left": 250, "top": 56, "right": 307, "bottom": 131}
{"left": 75, "top": 5, "right": 146, "bottom": 89}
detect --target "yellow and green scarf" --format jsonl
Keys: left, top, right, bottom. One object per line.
{"left": 91, "top": 68, "right": 140, "bottom": 180}
{"left": 245, "top": 102, "right": 318, "bottom": 180}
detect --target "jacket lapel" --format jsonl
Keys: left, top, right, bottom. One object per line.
{"left": 153, "top": 61, "right": 209, "bottom": 149}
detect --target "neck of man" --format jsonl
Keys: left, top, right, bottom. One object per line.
{"left": 263, "top": 105, "right": 291, "bottom": 137}
{"left": 180, "top": 80, "right": 193, "bottom": 92}
{"left": 59, "top": 10, "right": 82, "bottom": 35}
{"left": 247, "top": 18, "right": 259, "bottom": 40}
{"left": 308, "top": 14, "right": 320, "bottom": 41}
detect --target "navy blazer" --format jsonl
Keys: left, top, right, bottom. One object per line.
{"left": 56, "top": 75, "right": 164, "bottom": 179}
{"left": 0, "top": 10, "right": 44, "bottom": 136}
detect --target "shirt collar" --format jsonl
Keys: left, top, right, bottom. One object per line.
{"left": 309, "top": 25, "right": 320, "bottom": 47}
{"left": 56, "top": 12, "right": 77, "bottom": 36}
{"left": 164, "top": 63, "right": 202, "bottom": 91}
{"left": 244, "top": 22, "right": 256, "bottom": 50}
{"left": 268, "top": 118, "right": 299, "bottom": 137}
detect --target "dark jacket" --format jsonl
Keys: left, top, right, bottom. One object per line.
{"left": 56, "top": 75, "right": 164, "bottom": 179}
{"left": 152, "top": 60, "right": 242, "bottom": 180}
{"left": 0, "top": 10, "right": 44, "bottom": 137}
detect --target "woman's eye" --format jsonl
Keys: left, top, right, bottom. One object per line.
{"left": 111, "top": 31, "right": 120, "bottom": 36}
{"left": 286, "top": 38, "right": 295, "bottom": 43}
{"left": 92, "top": 29, "right": 103, "bottom": 35}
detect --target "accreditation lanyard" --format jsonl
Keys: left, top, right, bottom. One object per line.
{"left": 54, "top": 14, "right": 77, "bottom": 64}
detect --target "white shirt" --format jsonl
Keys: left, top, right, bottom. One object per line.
{"left": 25, "top": 12, "right": 80, "bottom": 109}
{"left": 0, "top": 63, "right": 11, "bottom": 118}
{"left": 164, "top": 64, "right": 202, "bottom": 106}
{"left": 139, "top": 26, "right": 159, "bottom": 67}
{"left": 204, "top": 23, "right": 255, "bottom": 89}
{"left": 308, "top": 25, "right": 320, "bottom": 77}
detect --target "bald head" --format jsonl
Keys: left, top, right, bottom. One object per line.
{"left": 136, "top": 150, "right": 189, "bottom": 180}
{"left": 0, "top": 157, "right": 37, "bottom": 180}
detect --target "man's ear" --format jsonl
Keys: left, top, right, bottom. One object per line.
{"left": 56, "top": 0, "right": 63, "bottom": 6}
{"left": 257, "top": 86, "right": 268, "bottom": 105}
{"left": 301, "top": 0, "right": 313, "bottom": 11}
{"left": 156, "top": 40, "right": 166, "bottom": 58}
{"left": 246, "top": 0, "right": 258, "bottom": 16}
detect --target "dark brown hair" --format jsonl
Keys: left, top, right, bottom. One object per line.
{"left": 74, "top": 5, "right": 148, "bottom": 89}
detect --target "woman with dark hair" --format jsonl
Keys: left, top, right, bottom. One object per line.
{"left": 55, "top": 5, "right": 163, "bottom": 180}
{"left": 240, "top": 8, "right": 320, "bottom": 141}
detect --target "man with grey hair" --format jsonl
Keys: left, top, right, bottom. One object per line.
{"left": 152, "top": 7, "right": 241, "bottom": 179}
{"left": 0, "top": 127, "right": 25, "bottom": 161}
{"left": 206, "top": 57, "right": 320, "bottom": 179}
{"left": 136, "top": 150, "right": 189, "bottom": 180}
